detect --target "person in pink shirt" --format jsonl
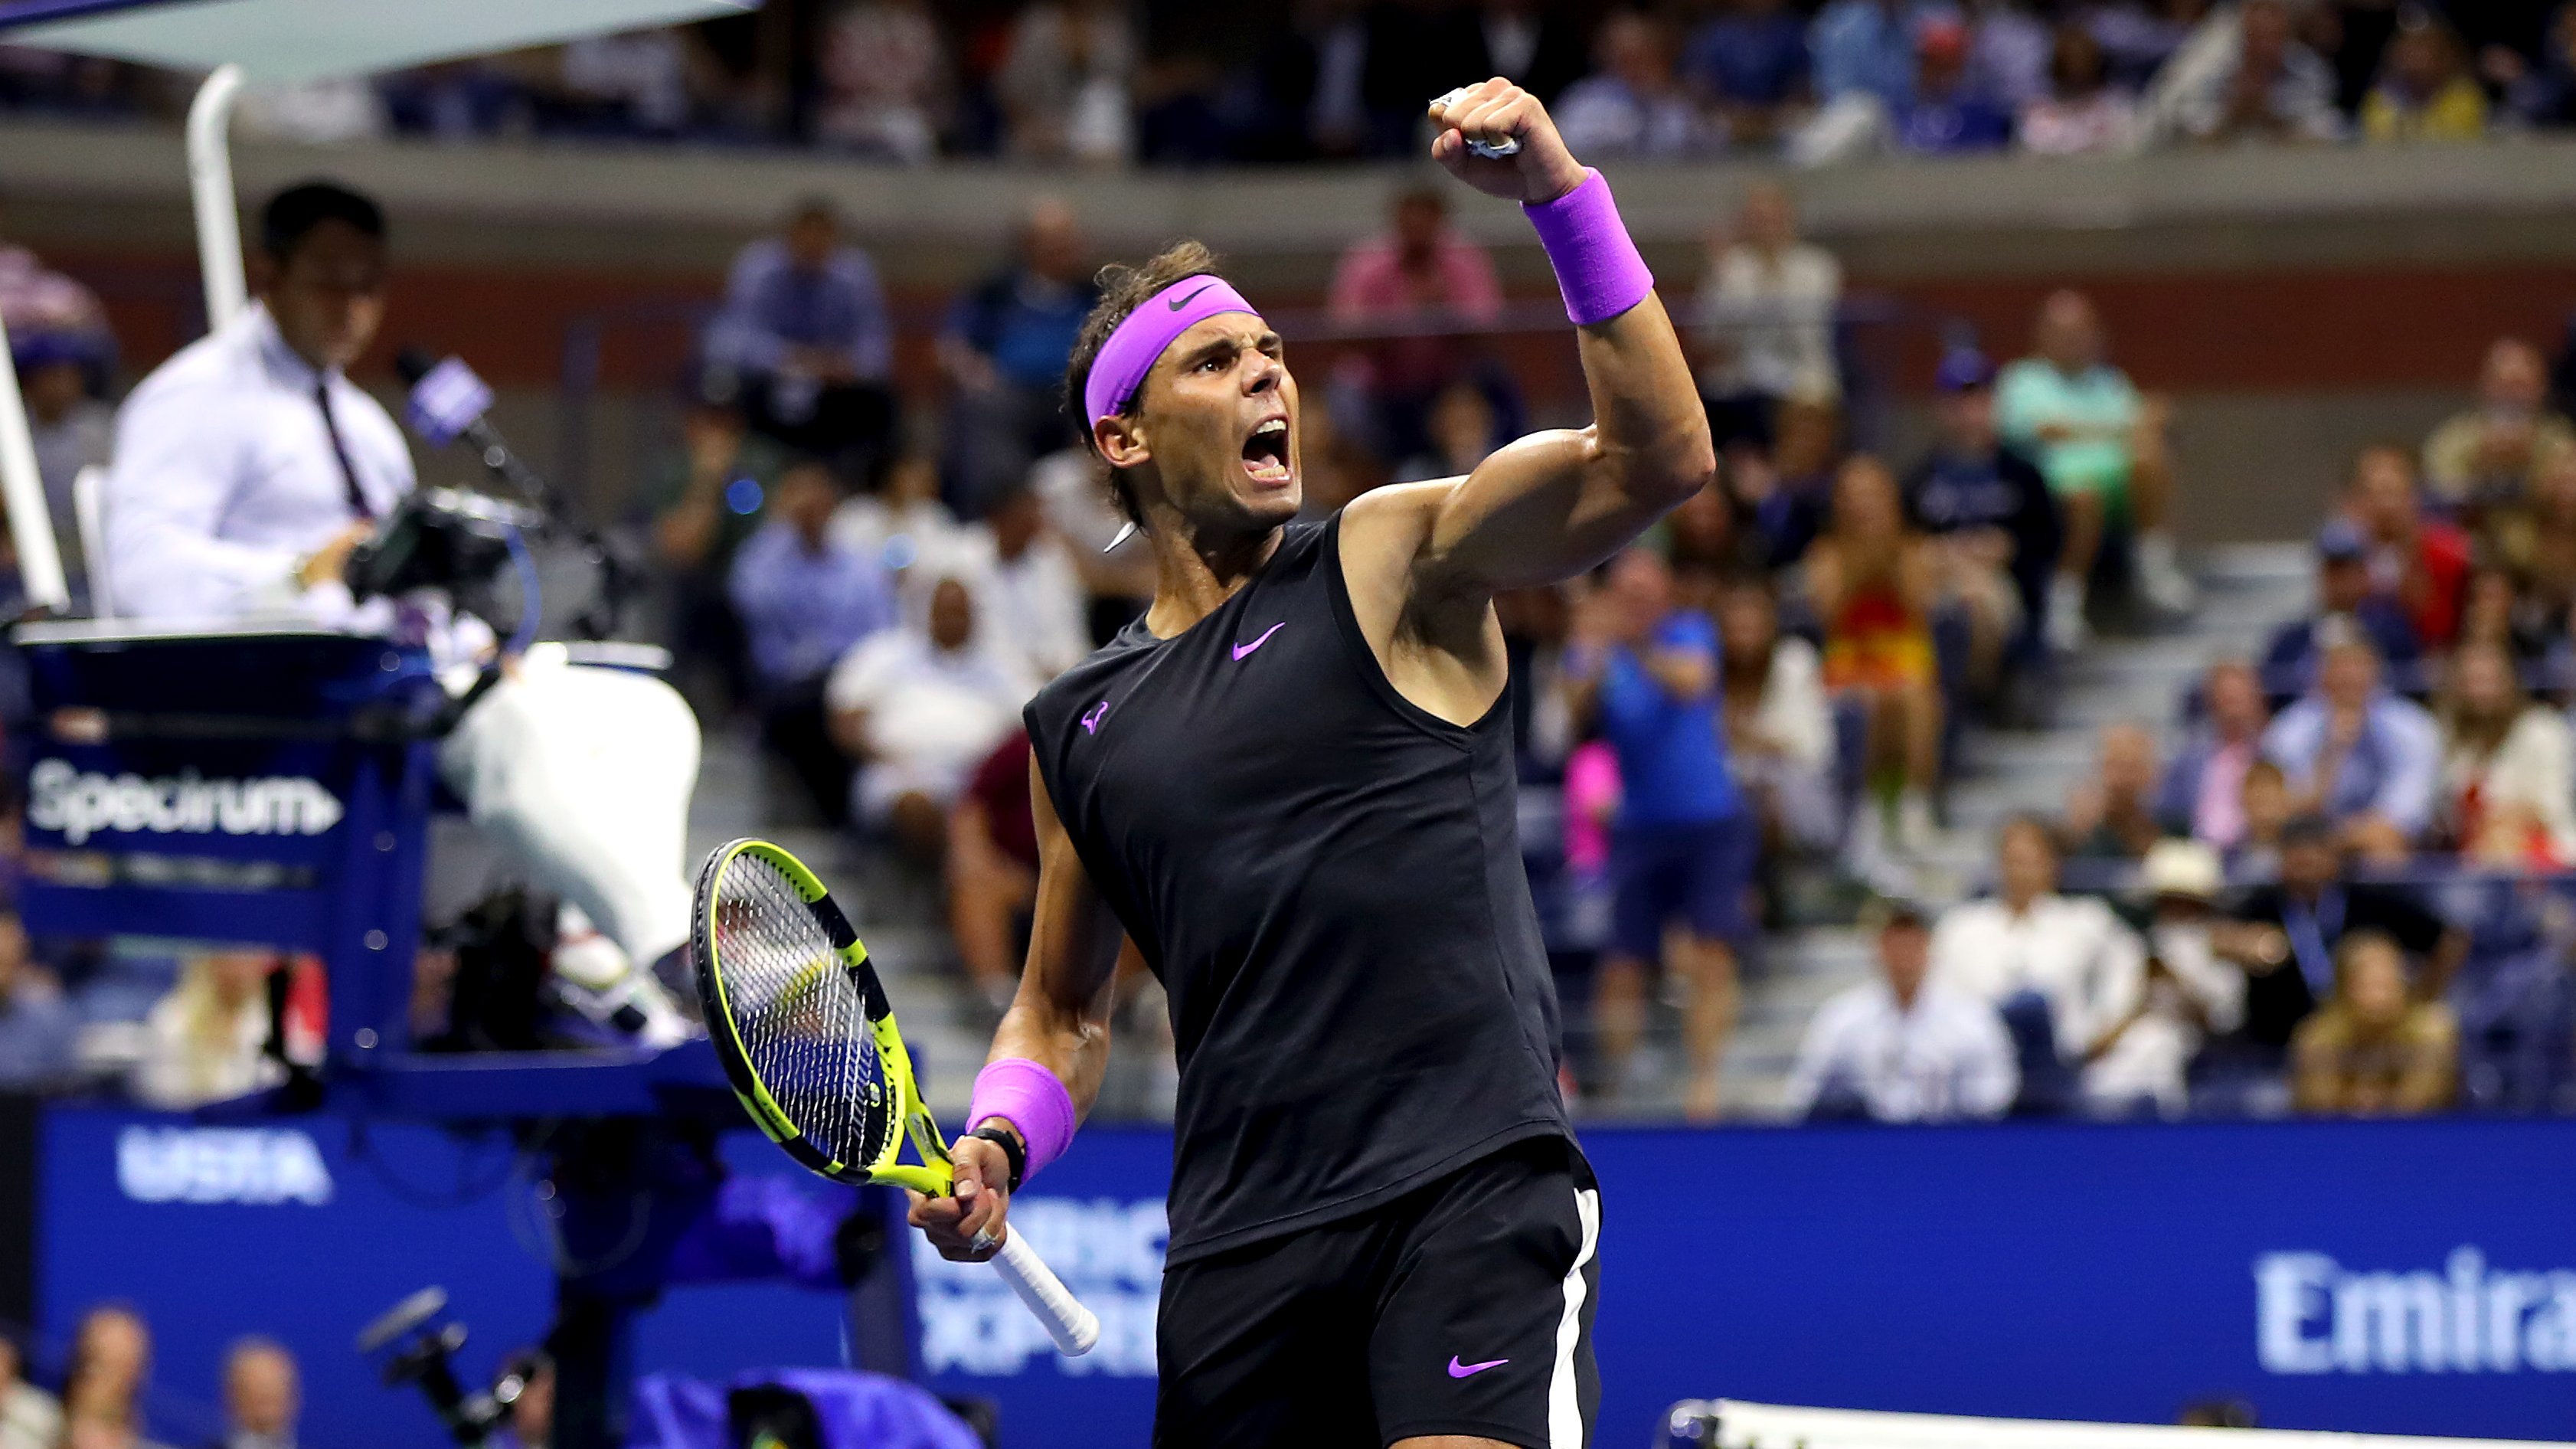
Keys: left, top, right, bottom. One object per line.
{"left": 1328, "top": 181, "right": 1505, "bottom": 461}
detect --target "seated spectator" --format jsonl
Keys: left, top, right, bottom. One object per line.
{"left": 2453, "top": 564, "right": 2561, "bottom": 669}
{"left": 60, "top": 1305, "right": 159, "bottom": 1449}
{"left": 1718, "top": 574, "right": 1839, "bottom": 856}
{"left": 2089, "top": 838, "right": 2246, "bottom": 1116}
{"left": 2258, "top": 520, "right": 2422, "bottom": 700}
{"left": 1, "top": 1326, "right": 61, "bottom": 1449}
{"left": 2485, "top": 456, "right": 2576, "bottom": 648}
{"left": 825, "top": 575, "right": 1031, "bottom": 862}
{"left": 2089, "top": 0, "right": 2205, "bottom": 92}
{"left": 1554, "top": 11, "right": 1721, "bottom": 159}
{"left": 816, "top": 0, "right": 950, "bottom": 163}
{"left": 1682, "top": 0, "right": 1813, "bottom": 144}
{"left": 1809, "top": 456, "right": 1944, "bottom": 855}
{"left": 1787, "top": 898, "right": 2016, "bottom": 1122}
{"left": 2508, "top": 2, "right": 2576, "bottom": 128}
{"left": 728, "top": 459, "right": 899, "bottom": 825}
{"left": 1731, "top": 398, "right": 1843, "bottom": 569}
{"left": 1966, "top": 0, "right": 2055, "bottom": 113}
{"left": 2421, "top": 338, "right": 2576, "bottom": 511}
{"left": 645, "top": 391, "right": 783, "bottom": 710}
{"left": 1328, "top": 182, "right": 1504, "bottom": 464}
{"left": 14, "top": 329, "right": 111, "bottom": 594}
{"left": 949, "top": 730, "right": 1037, "bottom": 1011}
{"left": 2019, "top": 21, "right": 2139, "bottom": 154}
{"left": 940, "top": 198, "right": 1099, "bottom": 516}
{"left": 2229, "top": 757, "right": 2293, "bottom": 880}
{"left": 2231, "top": 814, "right": 2466, "bottom": 1061}
{"left": 994, "top": 0, "right": 1136, "bottom": 165}
{"left": 832, "top": 449, "right": 975, "bottom": 618}
{"left": 2344, "top": 442, "right": 2471, "bottom": 651}
{"left": 1904, "top": 349, "right": 2059, "bottom": 689}
{"left": 2437, "top": 641, "right": 2576, "bottom": 865}
{"left": 2262, "top": 633, "right": 2440, "bottom": 859}
{"left": 956, "top": 480, "right": 1090, "bottom": 686}
{"left": 2293, "top": 930, "right": 2458, "bottom": 1115}
{"left": 213, "top": 1338, "right": 297, "bottom": 1449}
{"left": 1695, "top": 182, "right": 1842, "bottom": 447}
{"left": 1895, "top": 16, "right": 2014, "bottom": 153}
{"left": 1394, "top": 378, "right": 1503, "bottom": 485}
{"left": 130, "top": 952, "right": 285, "bottom": 1109}
{"left": 701, "top": 198, "right": 895, "bottom": 469}
{"left": 2360, "top": 11, "right": 2486, "bottom": 142}
{"left": 2163, "top": 0, "right": 2342, "bottom": 144}
{"left": 1929, "top": 815, "right": 2146, "bottom": 1114}
{"left": 1794, "top": 0, "right": 1931, "bottom": 164}
{"left": 2159, "top": 659, "right": 2273, "bottom": 851}
{"left": 0, "top": 908, "right": 71, "bottom": 1088}
{"left": 2062, "top": 721, "right": 2166, "bottom": 863}
{"left": 1564, "top": 548, "right": 1752, "bottom": 1120}
{"left": 1996, "top": 289, "right": 2193, "bottom": 649}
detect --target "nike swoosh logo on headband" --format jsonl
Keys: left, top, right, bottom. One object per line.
{"left": 1168, "top": 283, "right": 1217, "bottom": 311}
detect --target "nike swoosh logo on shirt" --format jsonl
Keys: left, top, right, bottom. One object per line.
{"left": 1168, "top": 283, "right": 1216, "bottom": 311}
{"left": 1080, "top": 701, "right": 1108, "bottom": 734}
{"left": 1448, "top": 1356, "right": 1508, "bottom": 1379}
{"left": 1231, "top": 623, "right": 1285, "bottom": 661}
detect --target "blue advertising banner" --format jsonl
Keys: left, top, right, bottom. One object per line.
{"left": 34, "top": 1109, "right": 2576, "bottom": 1447}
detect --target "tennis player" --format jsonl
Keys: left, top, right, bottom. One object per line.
{"left": 909, "top": 77, "right": 1713, "bottom": 1448}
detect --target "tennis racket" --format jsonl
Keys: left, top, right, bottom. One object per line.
{"left": 691, "top": 837, "right": 1099, "bottom": 1356}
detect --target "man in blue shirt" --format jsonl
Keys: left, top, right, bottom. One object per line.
{"left": 0, "top": 909, "right": 73, "bottom": 1090}
{"left": 703, "top": 197, "right": 897, "bottom": 470}
{"left": 728, "top": 457, "right": 899, "bottom": 824}
{"left": 938, "top": 196, "right": 1101, "bottom": 517}
{"left": 1568, "top": 547, "right": 1752, "bottom": 1120}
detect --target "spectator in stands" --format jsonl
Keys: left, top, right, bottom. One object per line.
{"left": 1966, "top": 0, "right": 2055, "bottom": 113}
{"left": 1718, "top": 574, "right": 1840, "bottom": 857}
{"left": 14, "top": 329, "right": 110, "bottom": 594}
{"left": 1695, "top": 182, "right": 1842, "bottom": 447}
{"left": 130, "top": 951, "right": 283, "bottom": 1109}
{"left": 60, "top": 1306, "right": 155, "bottom": 1449}
{"left": 1895, "top": 16, "right": 2014, "bottom": 152}
{"left": 1808, "top": 0, "right": 1927, "bottom": 116}
{"left": 213, "top": 1339, "right": 296, "bottom": 1449}
{"left": 1328, "top": 182, "right": 1503, "bottom": 463}
{"left": 994, "top": 0, "right": 1136, "bottom": 165}
{"left": 2089, "top": 838, "right": 2246, "bottom": 1116}
{"left": 2344, "top": 442, "right": 2471, "bottom": 651}
{"left": 1394, "top": 378, "right": 1502, "bottom": 485}
{"left": 825, "top": 574, "right": 1030, "bottom": 862}
{"left": 940, "top": 197, "right": 1100, "bottom": 517}
{"left": 2018, "top": 21, "right": 2138, "bottom": 153}
{"left": 1554, "top": 11, "right": 1721, "bottom": 159}
{"left": 2262, "top": 633, "right": 2440, "bottom": 860}
{"left": 646, "top": 390, "right": 781, "bottom": 709}
{"left": 729, "top": 458, "right": 899, "bottom": 825}
{"left": 1564, "top": 548, "right": 1751, "bottom": 1120}
{"left": 2437, "top": 640, "right": 2576, "bottom": 865}
{"left": 1809, "top": 456, "right": 1944, "bottom": 856}
{"left": 2231, "top": 757, "right": 2293, "bottom": 879}
{"left": 1904, "top": 348, "right": 2059, "bottom": 690}
{"left": 2230, "top": 815, "right": 2465, "bottom": 1062}
{"left": 816, "top": 0, "right": 950, "bottom": 163}
{"left": 2159, "top": 658, "right": 2273, "bottom": 851}
{"left": 2163, "top": 0, "right": 2343, "bottom": 144}
{"left": 2359, "top": 11, "right": 2486, "bottom": 142}
{"left": 2293, "top": 930, "right": 2458, "bottom": 1114}
{"left": 1787, "top": 898, "right": 2018, "bottom": 1122}
{"left": 0, "top": 908, "right": 70, "bottom": 1088}
{"left": 1731, "top": 398, "right": 1843, "bottom": 568}
{"left": 2507, "top": 2, "right": 2576, "bottom": 128}
{"left": 949, "top": 730, "right": 1037, "bottom": 1010}
{"left": 1928, "top": 815, "right": 2146, "bottom": 1114}
{"left": 0, "top": 1326, "right": 59, "bottom": 1449}
{"left": 1997, "top": 289, "right": 2193, "bottom": 651}
{"left": 831, "top": 450, "right": 973, "bottom": 620}
{"left": 2259, "top": 519, "right": 2422, "bottom": 699}
{"left": 2422, "top": 337, "right": 2576, "bottom": 512}
{"left": 2453, "top": 563, "right": 2560, "bottom": 669}
{"left": 1682, "top": 0, "right": 1813, "bottom": 144}
{"left": 959, "top": 481, "right": 1090, "bottom": 685}
{"left": 2090, "top": 0, "right": 2208, "bottom": 92}
{"left": 702, "top": 198, "right": 895, "bottom": 468}
{"left": 2063, "top": 722, "right": 2166, "bottom": 863}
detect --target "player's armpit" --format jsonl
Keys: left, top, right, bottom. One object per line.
{"left": 989, "top": 752, "right": 1123, "bottom": 1120}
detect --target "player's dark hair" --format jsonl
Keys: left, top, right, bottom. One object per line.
{"left": 1062, "top": 238, "right": 1223, "bottom": 529}
{"left": 260, "top": 179, "right": 385, "bottom": 264}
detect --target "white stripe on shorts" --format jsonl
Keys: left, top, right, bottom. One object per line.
{"left": 1548, "top": 1185, "right": 1602, "bottom": 1449}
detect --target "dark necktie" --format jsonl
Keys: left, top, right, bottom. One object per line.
{"left": 313, "top": 379, "right": 374, "bottom": 520}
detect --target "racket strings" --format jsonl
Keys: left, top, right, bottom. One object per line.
{"left": 713, "top": 856, "right": 896, "bottom": 1166}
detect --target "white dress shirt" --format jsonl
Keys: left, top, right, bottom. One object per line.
{"left": 104, "top": 303, "right": 411, "bottom": 625}
{"left": 1927, "top": 892, "right": 2146, "bottom": 1061}
{"left": 1785, "top": 979, "right": 2018, "bottom": 1122}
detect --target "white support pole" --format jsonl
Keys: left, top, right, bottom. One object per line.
{"left": 0, "top": 309, "right": 74, "bottom": 614}
{"left": 186, "top": 64, "right": 247, "bottom": 331}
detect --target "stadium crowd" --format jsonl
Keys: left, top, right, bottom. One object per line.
{"left": 5, "top": 2, "right": 2576, "bottom": 165}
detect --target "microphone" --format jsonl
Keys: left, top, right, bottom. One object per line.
{"left": 396, "top": 348, "right": 548, "bottom": 503}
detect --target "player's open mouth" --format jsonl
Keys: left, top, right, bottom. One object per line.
{"left": 1241, "top": 417, "right": 1292, "bottom": 486}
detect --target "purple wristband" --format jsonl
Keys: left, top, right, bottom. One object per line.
{"left": 1523, "top": 168, "right": 1653, "bottom": 328}
{"left": 968, "top": 1058, "right": 1076, "bottom": 1182}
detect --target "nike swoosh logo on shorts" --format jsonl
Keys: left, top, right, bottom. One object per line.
{"left": 1169, "top": 283, "right": 1216, "bottom": 311}
{"left": 1447, "top": 1356, "right": 1507, "bottom": 1379}
{"left": 1231, "top": 623, "right": 1285, "bottom": 661}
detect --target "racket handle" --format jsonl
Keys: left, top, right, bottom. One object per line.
{"left": 993, "top": 1228, "right": 1100, "bottom": 1356}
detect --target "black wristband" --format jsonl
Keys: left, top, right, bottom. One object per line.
{"left": 967, "top": 1124, "right": 1027, "bottom": 1192}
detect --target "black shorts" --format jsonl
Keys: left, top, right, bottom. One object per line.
{"left": 1153, "top": 1137, "right": 1602, "bottom": 1449}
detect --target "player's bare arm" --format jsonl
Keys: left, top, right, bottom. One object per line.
{"left": 1340, "top": 77, "right": 1716, "bottom": 727}
{"left": 908, "top": 754, "right": 1122, "bottom": 1262}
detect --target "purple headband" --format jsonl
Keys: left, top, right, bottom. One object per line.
{"left": 1081, "top": 274, "right": 1261, "bottom": 430}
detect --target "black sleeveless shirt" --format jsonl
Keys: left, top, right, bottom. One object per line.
{"left": 1025, "top": 515, "right": 1571, "bottom": 1264}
